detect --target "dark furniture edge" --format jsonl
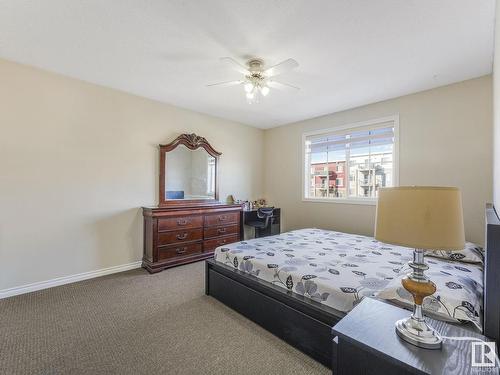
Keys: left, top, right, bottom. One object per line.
{"left": 332, "top": 299, "right": 429, "bottom": 375}
{"left": 143, "top": 203, "right": 243, "bottom": 215}
{"left": 143, "top": 252, "right": 215, "bottom": 273}
{"left": 205, "top": 259, "right": 344, "bottom": 368}
{"left": 485, "top": 203, "right": 500, "bottom": 342}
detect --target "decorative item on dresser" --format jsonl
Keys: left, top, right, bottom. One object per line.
{"left": 142, "top": 133, "right": 242, "bottom": 273}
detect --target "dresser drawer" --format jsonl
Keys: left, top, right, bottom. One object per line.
{"left": 158, "top": 242, "right": 202, "bottom": 260}
{"left": 203, "top": 235, "right": 239, "bottom": 252}
{"left": 158, "top": 215, "right": 203, "bottom": 231}
{"left": 204, "top": 224, "right": 239, "bottom": 239}
{"left": 158, "top": 228, "right": 203, "bottom": 246}
{"left": 204, "top": 212, "right": 239, "bottom": 227}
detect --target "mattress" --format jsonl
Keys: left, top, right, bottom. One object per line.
{"left": 213, "top": 228, "right": 483, "bottom": 328}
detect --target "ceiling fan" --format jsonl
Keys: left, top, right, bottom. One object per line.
{"left": 207, "top": 57, "right": 299, "bottom": 103}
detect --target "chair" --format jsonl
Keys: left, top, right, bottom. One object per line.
{"left": 166, "top": 191, "right": 184, "bottom": 199}
{"left": 246, "top": 207, "right": 274, "bottom": 238}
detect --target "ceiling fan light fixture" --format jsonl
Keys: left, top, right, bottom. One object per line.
{"left": 244, "top": 82, "right": 254, "bottom": 93}
{"left": 209, "top": 56, "right": 299, "bottom": 104}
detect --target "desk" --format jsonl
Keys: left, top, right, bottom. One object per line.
{"left": 241, "top": 208, "right": 281, "bottom": 239}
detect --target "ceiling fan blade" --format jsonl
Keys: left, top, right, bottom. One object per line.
{"left": 220, "top": 57, "right": 250, "bottom": 75}
{"left": 264, "top": 58, "right": 299, "bottom": 77}
{"left": 206, "top": 80, "right": 244, "bottom": 87}
{"left": 267, "top": 80, "right": 300, "bottom": 91}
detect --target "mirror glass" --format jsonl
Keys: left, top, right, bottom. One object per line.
{"left": 165, "top": 145, "right": 216, "bottom": 200}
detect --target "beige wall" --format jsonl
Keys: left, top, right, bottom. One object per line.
{"left": 494, "top": 2, "right": 500, "bottom": 209}
{"left": 264, "top": 76, "right": 492, "bottom": 246}
{"left": 0, "top": 59, "right": 264, "bottom": 290}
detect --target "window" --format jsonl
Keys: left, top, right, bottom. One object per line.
{"left": 207, "top": 157, "right": 216, "bottom": 195}
{"left": 303, "top": 116, "right": 398, "bottom": 204}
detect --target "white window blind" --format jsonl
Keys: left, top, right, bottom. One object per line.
{"left": 303, "top": 118, "right": 398, "bottom": 202}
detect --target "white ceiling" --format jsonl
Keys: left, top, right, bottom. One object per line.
{"left": 0, "top": 0, "right": 495, "bottom": 128}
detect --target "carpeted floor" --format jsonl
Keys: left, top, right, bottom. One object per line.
{"left": 1, "top": 262, "right": 329, "bottom": 375}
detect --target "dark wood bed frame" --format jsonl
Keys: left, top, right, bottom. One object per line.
{"left": 205, "top": 205, "right": 500, "bottom": 368}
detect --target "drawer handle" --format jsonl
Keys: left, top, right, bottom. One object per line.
{"left": 176, "top": 233, "right": 188, "bottom": 240}
{"left": 219, "top": 215, "right": 228, "bottom": 221}
{"left": 176, "top": 247, "right": 188, "bottom": 254}
{"left": 217, "top": 228, "right": 227, "bottom": 234}
{"left": 218, "top": 239, "right": 227, "bottom": 245}
{"left": 177, "top": 219, "right": 188, "bottom": 226}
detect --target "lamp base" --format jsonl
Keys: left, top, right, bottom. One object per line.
{"left": 395, "top": 248, "right": 443, "bottom": 350}
{"left": 395, "top": 315, "right": 442, "bottom": 349}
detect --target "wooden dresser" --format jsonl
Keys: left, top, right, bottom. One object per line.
{"left": 142, "top": 203, "right": 242, "bottom": 273}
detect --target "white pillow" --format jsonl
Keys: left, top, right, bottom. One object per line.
{"left": 376, "top": 257, "right": 483, "bottom": 330}
{"left": 425, "top": 242, "right": 483, "bottom": 264}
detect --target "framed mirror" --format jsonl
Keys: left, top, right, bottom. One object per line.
{"left": 159, "top": 133, "right": 221, "bottom": 207}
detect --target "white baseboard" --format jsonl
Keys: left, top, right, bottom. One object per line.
{"left": 0, "top": 261, "right": 142, "bottom": 299}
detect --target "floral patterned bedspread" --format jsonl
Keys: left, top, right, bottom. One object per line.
{"left": 213, "top": 228, "right": 483, "bottom": 329}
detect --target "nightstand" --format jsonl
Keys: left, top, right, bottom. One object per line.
{"left": 332, "top": 298, "right": 498, "bottom": 375}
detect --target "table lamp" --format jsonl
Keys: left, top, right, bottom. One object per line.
{"left": 375, "top": 186, "right": 465, "bottom": 349}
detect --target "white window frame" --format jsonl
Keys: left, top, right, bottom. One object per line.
{"left": 301, "top": 115, "right": 399, "bottom": 205}
{"left": 207, "top": 157, "right": 216, "bottom": 195}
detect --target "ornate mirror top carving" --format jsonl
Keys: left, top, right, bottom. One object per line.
{"left": 160, "top": 133, "right": 221, "bottom": 157}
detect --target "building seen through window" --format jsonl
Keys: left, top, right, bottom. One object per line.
{"left": 304, "top": 118, "right": 397, "bottom": 201}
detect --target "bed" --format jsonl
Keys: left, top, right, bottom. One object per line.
{"left": 205, "top": 205, "right": 500, "bottom": 368}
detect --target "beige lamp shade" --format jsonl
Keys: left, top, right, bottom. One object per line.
{"left": 375, "top": 186, "right": 465, "bottom": 250}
